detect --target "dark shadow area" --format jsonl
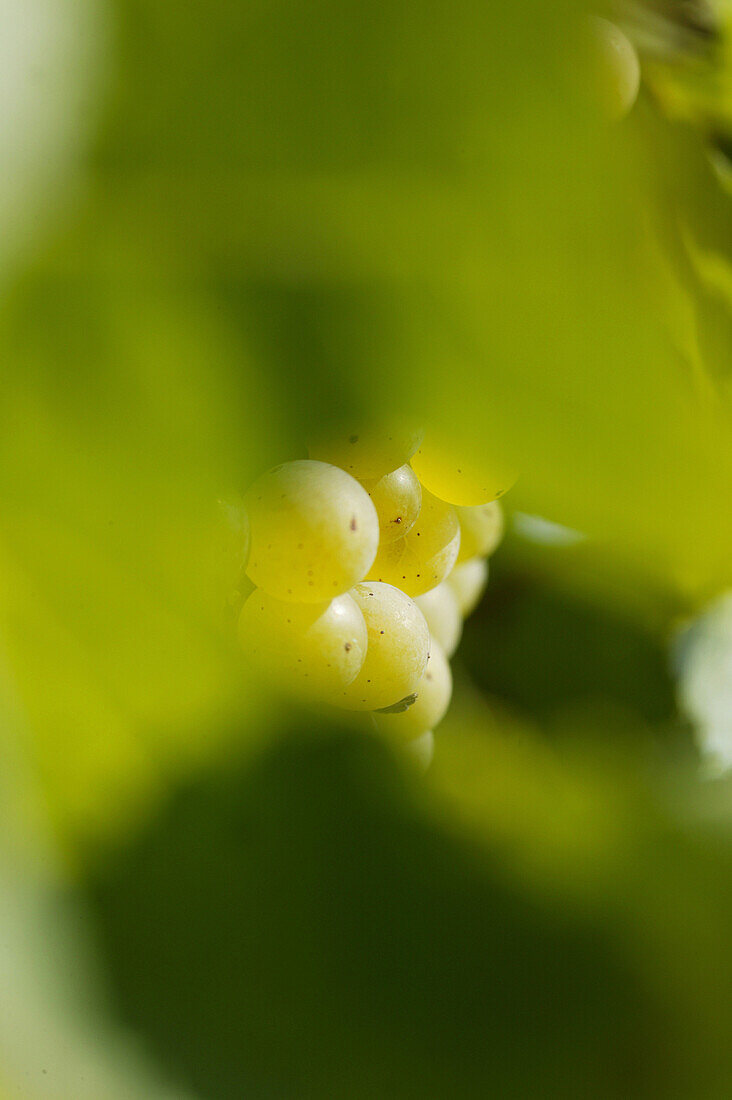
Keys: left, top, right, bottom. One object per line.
{"left": 85, "top": 726, "right": 684, "bottom": 1100}
{"left": 463, "top": 556, "right": 679, "bottom": 734}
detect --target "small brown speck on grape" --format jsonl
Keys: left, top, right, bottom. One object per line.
{"left": 350, "top": 516, "right": 357, "bottom": 531}
{"left": 380, "top": 630, "right": 384, "bottom": 635}
{"left": 344, "top": 643, "right": 352, "bottom": 652}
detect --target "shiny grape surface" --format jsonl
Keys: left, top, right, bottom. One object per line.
{"left": 456, "top": 500, "right": 504, "bottom": 564}
{"left": 238, "top": 590, "right": 367, "bottom": 699}
{"left": 366, "top": 488, "right": 460, "bottom": 597}
{"left": 447, "top": 557, "right": 489, "bottom": 617}
{"left": 375, "top": 642, "right": 452, "bottom": 740}
{"left": 362, "top": 465, "right": 422, "bottom": 544}
{"left": 309, "top": 425, "right": 423, "bottom": 480}
{"left": 415, "top": 583, "right": 462, "bottom": 658}
{"left": 245, "top": 460, "right": 379, "bottom": 602}
{"left": 337, "top": 582, "right": 430, "bottom": 710}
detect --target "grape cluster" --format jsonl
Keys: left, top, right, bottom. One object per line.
{"left": 236, "top": 430, "right": 511, "bottom": 768}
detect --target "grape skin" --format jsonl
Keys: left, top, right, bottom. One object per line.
{"left": 238, "top": 590, "right": 368, "bottom": 700}
{"left": 415, "top": 582, "right": 462, "bottom": 658}
{"left": 447, "top": 557, "right": 489, "bottom": 617}
{"left": 411, "top": 442, "right": 516, "bottom": 507}
{"left": 589, "top": 16, "right": 640, "bottom": 120}
{"left": 337, "top": 582, "right": 430, "bottom": 710}
{"left": 456, "top": 500, "right": 504, "bottom": 564}
{"left": 244, "top": 460, "right": 379, "bottom": 603}
{"left": 375, "top": 642, "right": 452, "bottom": 740}
{"left": 361, "top": 464, "right": 422, "bottom": 544}
{"left": 366, "top": 487, "right": 460, "bottom": 597}
{"left": 309, "top": 425, "right": 423, "bottom": 480}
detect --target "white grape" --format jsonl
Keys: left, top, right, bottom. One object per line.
{"left": 589, "top": 16, "right": 640, "bottom": 119}
{"left": 411, "top": 439, "right": 516, "bottom": 507}
{"left": 238, "top": 590, "right": 368, "bottom": 700}
{"left": 375, "top": 642, "right": 452, "bottom": 740}
{"left": 244, "top": 460, "right": 379, "bottom": 602}
{"left": 337, "top": 582, "right": 429, "bottom": 710}
{"left": 361, "top": 464, "right": 422, "bottom": 544}
{"left": 309, "top": 424, "right": 423, "bottom": 480}
{"left": 447, "top": 557, "right": 489, "bottom": 617}
{"left": 456, "top": 500, "right": 504, "bottom": 564}
{"left": 415, "top": 583, "right": 462, "bottom": 657}
{"left": 366, "top": 487, "right": 460, "bottom": 597}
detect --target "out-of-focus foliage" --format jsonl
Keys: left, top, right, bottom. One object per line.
{"left": 1, "top": 0, "right": 732, "bottom": 1096}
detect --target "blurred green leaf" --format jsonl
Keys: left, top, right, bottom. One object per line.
{"left": 83, "top": 719, "right": 732, "bottom": 1099}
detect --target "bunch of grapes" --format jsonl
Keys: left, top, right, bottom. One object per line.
{"left": 235, "top": 429, "right": 513, "bottom": 769}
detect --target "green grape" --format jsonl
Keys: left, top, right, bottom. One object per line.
{"left": 447, "top": 557, "right": 489, "bottom": 617}
{"left": 405, "top": 730, "right": 434, "bottom": 773}
{"left": 238, "top": 590, "right": 367, "bottom": 700}
{"left": 366, "top": 487, "right": 460, "bottom": 597}
{"left": 411, "top": 439, "right": 517, "bottom": 506}
{"left": 361, "top": 464, "right": 422, "bottom": 544}
{"left": 375, "top": 641, "right": 452, "bottom": 740}
{"left": 415, "top": 582, "right": 462, "bottom": 658}
{"left": 337, "top": 582, "right": 429, "bottom": 710}
{"left": 589, "top": 16, "right": 640, "bottom": 119}
{"left": 309, "top": 423, "right": 423, "bottom": 480}
{"left": 244, "top": 460, "right": 379, "bottom": 602}
{"left": 456, "top": 500, "right": 504, "bottom": 564}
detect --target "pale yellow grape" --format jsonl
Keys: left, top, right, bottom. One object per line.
{"left": 244, "top": 460, "right": 379, "bottom": 602}
{"left": 411, "top": 440, "right": 517, "bottom": 506}
{"left": 589, "top": 16, "right": 640, "bottom": 119}
{"left": 405, "top": 730, "right": 434, "bottom": 773}
{"left": 447, "top": 557, "right": 489, "bottom": 617}
{"left": 366, "top": 487, "right": 460, "bottom": 597}
{"left": 361, "top": 464, "right": 422, "bottom": 544}
{"left": 456, "top": 500, "right": 504, "bottom": 564}
{"left": 337, "top": 582, "right": 429, "bottom": 710}
{"left": 415, "top": 582, "right": 462, "bottom": 657}
{"left": 309, "top": 424, "right": 424, "bottom": 480}
{"left": 238, "top": 590, "right": 367, "bottom": 700}
{"left": 375, "top": 642, "right": 452, "bottom": 740}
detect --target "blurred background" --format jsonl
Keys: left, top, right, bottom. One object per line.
{"left": 2, "top": 0, "right": 732, "bottom": 1096}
